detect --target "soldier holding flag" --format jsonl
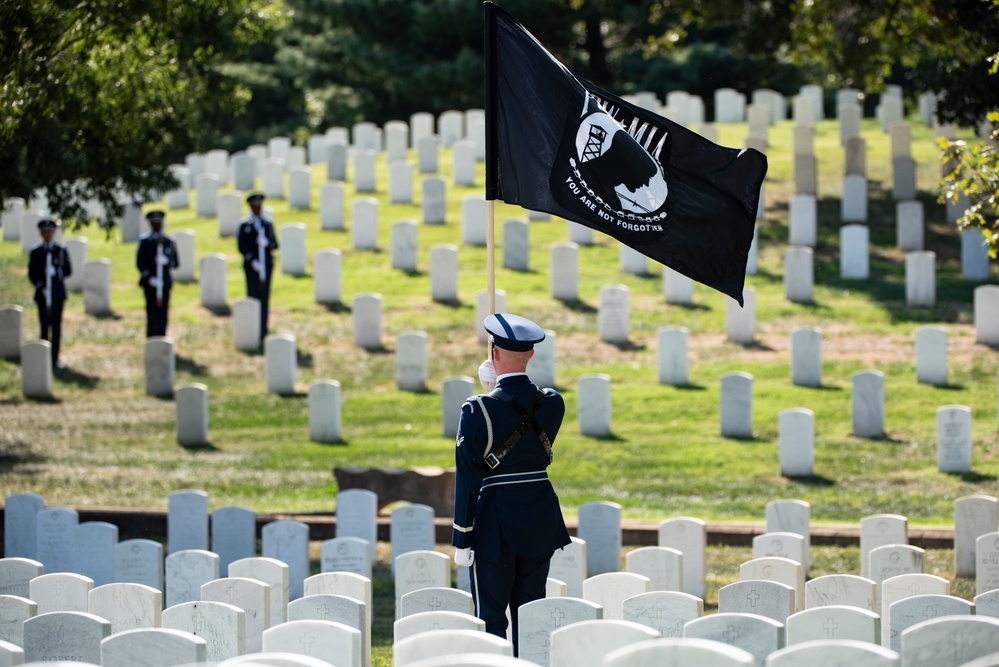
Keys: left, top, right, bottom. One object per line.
{"left": 27, "top": 218, "right": 72, "bottom": 368}
{"left": 136, "top": 210, "right": 179, "bottom": 338}
{"left": 237, "top": 192, "right": 279, "bottom": 339}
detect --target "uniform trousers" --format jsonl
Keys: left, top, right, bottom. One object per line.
{"left": 470, "top": 542, "right": 551, "bottom": 656}
{"left": 245, "top": 270, "right": 271, "bottom": 339}
{"left": 37, "top": 300, "right": 64, "bottom": 366}
{"left": 143, "top": 287, "right": 170, "bottom": 337}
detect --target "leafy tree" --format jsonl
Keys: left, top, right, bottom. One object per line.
{"left": 270, "top": 0, "right": 669, "bottom": 129}
{"left": 0, "top": 0, "right": 282, "bottom": 230}
{"left": 940, "top": 56, "right": 999, "bottom": 258}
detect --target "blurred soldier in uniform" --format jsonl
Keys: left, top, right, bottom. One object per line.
{"left": 452, "top": 313, "right": 570, "bottom": 655}
{"left": 136, "top": 210, "right": 179, "bottom": 337}
{"left": 237, "top": 192, "right": 278, "bottom": 339}
{"left": 27, "top": 218, "right": 72, "bottom": 367}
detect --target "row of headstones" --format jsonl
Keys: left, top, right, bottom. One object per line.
{"left": 0, "top": 573, "right": 373, "bottom": 665}
{"left": 7, "top": 289, "right": 999, "bottom": 450}
{"left": 7, "top": 187, "right": 993, "bottom": 326}
{"left": 4, "top": 492, "right": 999, "bottom": 663}
{"left": 785, "top": 194, "right": 993, "bottom": 283}
{"left": 6, "top": 537, "right": 999, "bottom": 665}
{"left": 9, "top": 573, "right": 999, "bottom": 667}
{"left": 9, "top": 491, "right": 999, "bottom": 604}
{"left": 10, "top": 537, "right": 999, "bottom": 666}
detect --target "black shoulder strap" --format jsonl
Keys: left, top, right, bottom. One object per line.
{"left": 482, "top": 389, "right": 553, "bottom": 470}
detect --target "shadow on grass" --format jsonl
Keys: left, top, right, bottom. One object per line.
{"left": 785, "top": 473, "right": 836, "bottom": 487}
{"left": 54, "top": 365, "right": 99, "bottom": 389}
{"left": 297, "top": 350, "right": 314, "bottom": 369}
{"left": 315, "top": 438, "right": 350, "bottom": 447}
{"left": 671, "top": 383, "right": 707, "bottom": 391}
{"left": 434, "top": 299, "right": 465, "bottom": 309}
{"left": 180, "top": 442, "right": 220, "bottom": 452}
{"left": 585, "top": 432, "right": 626, "bottom": 442}
{"left": 947, "top": 470, "right": 998, "bottom": 483}
{"left": 176, "top": 355, "right": 209, "bottom": 376}
{"left": 360, "top": 345, "right": 392, "bottom": 355}
{"left": 321, "top": 301, "right": 352, "bottom": 314}
{"left": 0, "top": 440, "right": 46, "bottom": 468}
{"left": 607, "top": 340, "right": 647, "bottom": 352}
{"left": 25, "top": 394, "right": 62, "bottom": 404}
{"left": 798, "top": 383, "right": 843, "bottom": 391}
{"left": 722, "top": 434, "right": 768, "bottom": 443}
{"left": 92, "top": 311, "right": 123, "bottom": 321}
{"left": 204, "top": 304, "right": 232, "bottom": 317}
{"left": 736, "top": 340, "right": 777, "bottom": 352}
{"left": 277, "top": 391, "right": 309, "bottom": 399}
{"left": 929, "top": 382, "right": 966, "bottom": 391}
{"left": 401, "top": 269, "right": 426, "bottom": 278}
{"left": 557, "top": 299, "right": 596, "bottom": 313}
{"left": 670, "top": 302, "right": 711, "bottom": 312}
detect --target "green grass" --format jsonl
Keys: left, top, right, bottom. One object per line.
{"left": 1, "top": 116, "right": 997, "bottom": 523}
{"left": 1, "top": 115, "right": 997, "bottom": 667}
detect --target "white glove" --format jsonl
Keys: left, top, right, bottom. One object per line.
{"left": 148, "top": 277, "right": 161, "bottom": 288}
{"left": 454, "top": 547, "right": 474, "bottom": 567}
{"left": 478, "top": 359, "right": 496, "bottom": 390}
{"left": 156, "top": 254, "right": 170, "bottom": 266}
{"left": 46, "top": 265, "right": 57, "bottom": 277}
{"left": 251, "top": 260, "right": 260, "bottom": 272}
{"left": 257, "top": 235, "right": 269, "bottom": 248}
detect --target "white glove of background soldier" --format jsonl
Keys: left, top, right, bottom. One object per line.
{"left": 156, "top": 254, "right": 170, "bottom": 266}
{"left": 478, "top": 359, "right": 496, "bottom": 391}
{"left": 148, "top": 277, "right": 161, "bottom": 288}
{"left": 257, "top": 235, "right": 269, "bottom": 248}
{"left": 454, "top": 547, "right": 474, "bottom": 567}
{"left": 251, "top": 260, "right": 260, "bottom": 272}
{"left": 46, "top": 265, "right": 57, "bottom": 277}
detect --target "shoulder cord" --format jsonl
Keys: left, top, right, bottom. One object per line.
{"left": 471, "top": 396, "right": 494, "bottom": 458}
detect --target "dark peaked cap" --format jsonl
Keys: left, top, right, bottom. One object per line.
{"left": 485, "top": 313, "right": 545, "bottom": 351}
{"left": 37, "top": 218, "right": 57, "bottom": 230}
{"left": 246, "top": 193, "right": 265, "bottom": 205}
{"left": 146, "top": 210, "right": 165, "bottom": 221}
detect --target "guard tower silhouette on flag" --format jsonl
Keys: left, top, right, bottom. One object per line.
{"left": 582, "top": 124, "right": 607, "bottom": 162}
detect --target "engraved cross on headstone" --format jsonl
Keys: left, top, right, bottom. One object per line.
{"left": 300, "top": 631, "right": 316, "bottom": 654}
{"left": 723, "top": 625, "right": 741, "bottom": 643}
{"left": 429, "top": 596, "right": 442, "bottom": 611}
{"left": 823, "top": 618, "right": 838, "bottom": 638}
{"left": 192, "top": 609, "right": 207, "bottom": 634}
{"left": 225, "top": 585, "right": 239, "bottom": 604}
{"left": 317, "top": 603, "right": 331, "bottom": 620}
{"left": 746, "top": 589, "right": 760, "bottom": 607}
{"left": 550, "top": 608, "right": 566, "bottom": 626}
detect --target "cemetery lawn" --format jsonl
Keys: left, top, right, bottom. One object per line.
{"left": 1, "top": 115, "right": 997, "bottom": 667}
{"left": 0, "top": 117, "right": 997, "bottom": 524}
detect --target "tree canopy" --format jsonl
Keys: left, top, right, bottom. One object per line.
{"left": 0, "top": 0, "right": 283, "bottom": 229}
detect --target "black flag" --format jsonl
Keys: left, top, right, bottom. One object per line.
{"left": 484, "top": 3, "right": 768, "bottom": 305}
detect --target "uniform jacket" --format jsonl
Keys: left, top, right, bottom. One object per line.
{"left": 452, "top": 373, "right": 571, "bottom": 562}
{"left": 237, "top": 215, "right": 279, "bottom": 278}
{"left": 28, "top": 242, "right": 72, "bottom": 305}
{"left": 136, "top": 233, "right": 179, "bottom": 289}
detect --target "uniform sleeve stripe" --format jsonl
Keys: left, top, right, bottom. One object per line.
{"left": 452, "top": 523, "right": 473, "bottom": 533}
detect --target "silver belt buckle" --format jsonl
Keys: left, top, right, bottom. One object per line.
{"left": 485, "top": 453, "right": 501, "bottom": 469}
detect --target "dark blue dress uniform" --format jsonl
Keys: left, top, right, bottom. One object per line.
{"left": 452, "top": 314, "right": 571, "bottom": 653}
{"left": 136, "top": 211, "right": 179, "bottom": 338}
{"left": 27, "top": 219, "right": 72, "bottom": 367}
{"left": 237, "top": 193, "right": 279, "bottom": 339}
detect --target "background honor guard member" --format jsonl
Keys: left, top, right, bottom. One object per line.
{"left": 237, "top": 192, "right": 279, "bottom": 339}
{"left": 136, "top": 210, "right": 179, "bottom": 337}
{"left": 27, "top": 218, "right": 72, "bottom": 368}
{"left": 452, "top": 313, "right": 571, "bottom": 656}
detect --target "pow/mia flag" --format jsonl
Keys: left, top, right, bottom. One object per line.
{"left": 484, "top": 3, "right": 768, "bottom": 305}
